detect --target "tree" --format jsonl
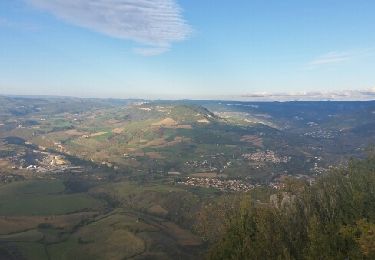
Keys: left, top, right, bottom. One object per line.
{"left": 205, "top": 156, "right": 375, "bottom": 259}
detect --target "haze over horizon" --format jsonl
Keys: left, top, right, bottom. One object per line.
{"left": 1, "top": 0, "right": 375, "bottom": 99}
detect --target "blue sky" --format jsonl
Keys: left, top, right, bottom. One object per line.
{"left": 1, "top": 0, "right": 375, "bottom": 99}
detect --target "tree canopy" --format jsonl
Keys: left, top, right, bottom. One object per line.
{"left": 206, "top": 156, "right": 375, "bottom": 259}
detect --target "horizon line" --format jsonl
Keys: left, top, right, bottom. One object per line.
{"left": 1, "top": 93, "right": 375, "bottom": 103}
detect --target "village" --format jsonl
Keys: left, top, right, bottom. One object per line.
{"left": 303, "top": 129, "right": 338, "bottom": 139}
{"left": 6, "top": 147, "right": 85, "bottom": 174}
{"left": 177, "top": 177, "right": 254, "bottom": 192}
{"left": 242, "top": 150, "right": 290, "bottom": 163}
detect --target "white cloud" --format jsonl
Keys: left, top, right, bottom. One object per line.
{"left": 27, "top": 0, "right": 192, "bottom": 55}
{"left": 309, "top": 51, "right": 351, "bottom": 66}
{"left": 241, "top": 88, "right": 375, "bottom": 101}
{"left": 306, "top": 49, "right": 375, "bottom": 69}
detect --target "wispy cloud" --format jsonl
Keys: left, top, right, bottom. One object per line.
{"left": 306, "top": 49, "right": 375, "bottom": 69}
{"left": 309, "top": 51, "right": 351, "bottom": 66}
{"left": 27, "top": 0, "right": 192, "bottom": 55}
{"left": 241, "top": 88, "right": 375, "bottom": 101}
{"left": 133, "top": 47, "right": 169, "bottom": 57}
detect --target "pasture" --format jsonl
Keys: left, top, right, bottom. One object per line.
{"left": 0, "top": 180, "right": 105, "bottom": 216}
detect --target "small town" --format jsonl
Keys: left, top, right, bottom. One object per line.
{"left": 177, "top": 177, "right": 254, "bottom": 192}
{"left": 303, "top": 129, "right": 338, "bottom": 139}
{"left": 242, "top": 150, "right": 290, "bottom": 163}
{"left": 6, "top": 148, "right": 85, "bottom": 174}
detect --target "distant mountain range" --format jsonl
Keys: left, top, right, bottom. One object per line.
{"left": 2, "top": 88, "right": 375, "bottom": 102}
{"left": 240, "top": 88, "right": 375, "bottom": 101}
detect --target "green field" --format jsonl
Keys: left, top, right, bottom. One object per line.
{"left": 0, "top": 180, "right": 104, "bottom": 216}
{"left": 0, "top": 179, "right": 205, "bottom": 259}
{"left": 48, "top": 213, "right": 146, "bottom": 260}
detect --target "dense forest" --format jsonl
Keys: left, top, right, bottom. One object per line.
{"left": 201, "top": 153, "right": 375, "bottom": 259}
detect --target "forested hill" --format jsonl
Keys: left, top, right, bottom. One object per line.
{"left": 206, "top": 154, "right": 375, "bottom": 259}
